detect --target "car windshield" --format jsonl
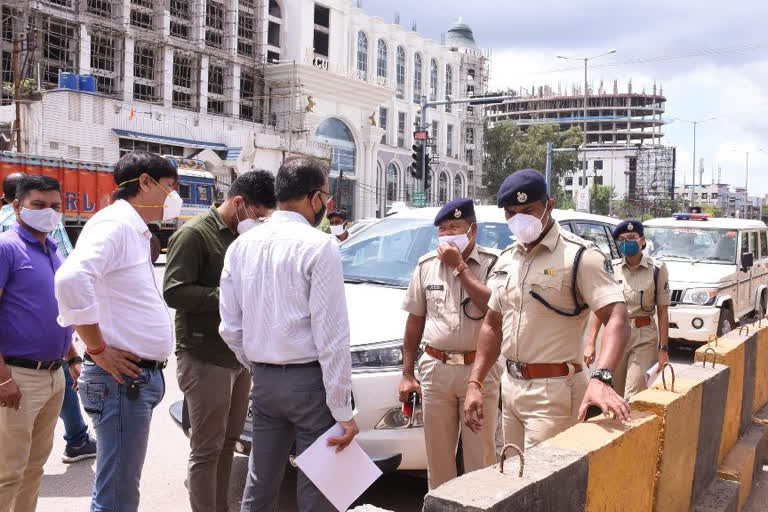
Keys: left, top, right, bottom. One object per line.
{"left": 645, "top": 226, "right": 738, "bottom": 264}
{"left": 340, "top": 217, "right": 514, "bottom": 287}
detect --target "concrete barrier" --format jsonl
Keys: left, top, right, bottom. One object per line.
{"left": 745, "top": 320, "right": 768, "bottom": 414}
{"left": 717, "top": 423, "right": 768, "bottom": 511}
{"left": 632, "top": 366, "right": 703, "bottom": 511}
{"left": 695, "top": 334, "right": 748, "bottom": 463}
{"left": 754, "top": 403, "right": 768, "bottom": 464}
{"left": 694, "top": 478, "right": 740, "bottom": 512}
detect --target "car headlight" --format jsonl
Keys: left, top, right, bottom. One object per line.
{"left": 682, "top": 288, "right": 717, "bottom": 306}
{"left": 351, "top": 340, "right": 404, "bottom": 371}
{"left": 375, "top": 406, "right": 424, "bottom": 430}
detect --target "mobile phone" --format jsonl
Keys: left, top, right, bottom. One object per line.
{"left": 584, "top": 405, "right": 602, "bottom": 420}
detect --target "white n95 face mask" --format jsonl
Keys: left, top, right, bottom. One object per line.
{"left": 438, "top": 233, "right": 470, "bottom": 253}
{"left": 330, "top": 225, "right": 346, "bottom": 236}
{"left": 162, "top": 190, "right": 184, "bottom": 221}
{"left": 20, "top": 207, "right": 62, "bottom": 233}
{"left": 507, "top": 208, "right": 548, "bottom": 244}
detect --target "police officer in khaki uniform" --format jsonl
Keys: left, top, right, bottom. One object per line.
{"left": 399, "top": 198, "right": 503, "bottom": 490}
{"left": 585, "top": 219, "right": 671, "bottom": 398}
{"left": 464, "top": 170, "right": 631, "bottom": 451}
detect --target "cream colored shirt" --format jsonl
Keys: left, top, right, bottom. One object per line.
{"left": 488, "top": 222, "right": 625, "bottom": 364}
{"left": 402, "top": 244, "right": 500, "bottom": 352}
{"left": 613, "top": 255, "right": 670, "bottom": 319}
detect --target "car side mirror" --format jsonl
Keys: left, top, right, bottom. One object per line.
{"left": 741, "top": 252, "right": 754, "bottom": 272}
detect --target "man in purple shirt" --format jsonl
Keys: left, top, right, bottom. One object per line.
{"left": 0, "top": 175, "right": 80, "bottom": 512}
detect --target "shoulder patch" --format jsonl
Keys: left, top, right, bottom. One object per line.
{"left": 477, "top": 245, "right": 502, "bottom": 257}
{"left": 561, "top": 229, "right": 594, "bottom": 248}
{"left": 603, "top": 256, "right": 615, "bottom": 275}
{"left": 417, "top": 251, "right": 439, "bottom": 264}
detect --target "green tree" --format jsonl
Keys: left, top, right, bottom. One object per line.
{"left": 483, "top": 122, "right": 582, "bottom": 203}
{"left": 592, "top": 185, "right": 615, "bottom": 216}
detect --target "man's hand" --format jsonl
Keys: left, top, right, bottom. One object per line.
{"left": 68, "top": 362, "right": 82, "bottom": 391}
{"left": 657, "top": 349, "right": 670, "bottom": 368}
{"left": 0, "top": 378, "right": 22, "bottom": 410}
{"left": 437, "top": 242, "right": 464, "bottom": 269}
{"left": 578, "top": 378, "right": 630, "bottom": 422}
{"left": 584, "top": 343, "right": 596, "bottom": 367}
{"left": 91, "top": 345, "right": 141, "bottom": 384}
{"left": 398, "top": 374, "right": 421, "bottom": 403}
{"left": 463, "top": 382, "right": 484, "bottom": 433}
{"left": 327, "top": 419, "right": 360, "bottom": 453}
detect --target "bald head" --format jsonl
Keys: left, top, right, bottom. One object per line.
{"left": 2, "top": 172, "right": 25, "bottom": 204}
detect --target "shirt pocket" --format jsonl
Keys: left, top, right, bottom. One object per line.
{"left": 527, "top": 273, "right": 567, "bottom": 313}
{"left": 426, "top": 287, "right": 446, "bottom": 316}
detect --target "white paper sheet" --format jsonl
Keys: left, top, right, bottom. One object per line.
{"left": 294, "top": 423, "right": 383, "bottom": 512}
{"left": 645, "top": 362, "right": 661, "bottom": 388}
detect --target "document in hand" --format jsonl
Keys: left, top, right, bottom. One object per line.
{"left": 645, "top": 362, "right": 661, "bottom": 388}
{"left": 294, "top": 423, "right": 383, "bottom": 511}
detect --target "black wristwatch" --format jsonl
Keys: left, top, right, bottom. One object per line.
{"left": 590, "top": 368, "right": 614, "bottom": 386}
{"left": 658, "top": 345, "right": 669, "bottom": 353}
{"left": 67, "top": 356, "right": 84, "bottom": 365}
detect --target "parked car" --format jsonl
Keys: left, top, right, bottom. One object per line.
{"left": 170, "top": 206, "right": 621, "bottom": 473}
{"left": 643, "top": 216, "right": 768, "bottom": 344}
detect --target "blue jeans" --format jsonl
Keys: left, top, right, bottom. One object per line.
{"left": 60, "top": 362, "right": 90, "bottom": 449}
{"left": 78, "top": 362, "right": 165, "bottom": 512}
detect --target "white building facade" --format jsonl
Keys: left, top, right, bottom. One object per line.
{"left": 1, "top": 0, "right": 486, "bottom": 220}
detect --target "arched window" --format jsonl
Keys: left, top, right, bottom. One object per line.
{"left": 376, "top": 39, "right": 387, "bottom": 80}
{"left": 386, "top": 162, "right": 399, "bottom": 202}
{"left": 438, "top": 171, "right": 449, "bottom": 203}
{"left": 357, "top": 32, "right": 368, "bottom": 80}
{"left": 396, "top": 46, "right": 405, "bottom": 99}
{"left": 315, "top": 117, "right": 356, "bottom": 177}
{"left": 429, "top": 59, "right": 438, "bottom": 102}
{"left": 453, "top": 174, "right": 464, "bottom": 199}
{"left": 268, "top": 0, "right": 281, "bottom": 17}
{"left": 445, "top": 64, "right": 453, "bottom": 112}
{"left": 267, "top": 0, "right": 282, "bottom": 63}
{"left": 413, "top": 53, "right": 422, "bottom": 104}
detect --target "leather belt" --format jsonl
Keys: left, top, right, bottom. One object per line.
{"left": 425, "top": 345, "right": 476, "bottom": 365}
{"left": 506, "top": 360, "right": 583, "bottom": 380}
{"left": 253, "top": 361, "right": 321, "bottom": 369}
{"left": 632, "top": 316, "right": 653, "bottom": 328}
{"left": 84, "top": 353, "right": 167, "bottom": 371}
{"left": 4, "top": 356, "right": 63, "bottom": 371}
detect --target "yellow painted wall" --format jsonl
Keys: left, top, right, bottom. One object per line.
{"left": 545, "top": 412, "right": 662, "bottom": 512}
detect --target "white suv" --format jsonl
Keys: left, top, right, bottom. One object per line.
{"left": 342, "top": 206, "right": 620, "bottom": 472}
{"left": 643, "top": 216, "right": 768, "bottom": 343}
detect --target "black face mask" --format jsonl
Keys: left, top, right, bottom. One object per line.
{"left": 311, "top": 191, "right": 327, "bottom": 227}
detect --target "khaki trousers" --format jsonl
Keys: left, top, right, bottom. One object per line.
{"left": 501, "top": 366, "right": 587, "bottom": 452}
{"left": 0, "top": 366, "right": 65, "bottom": 512}
{"left": 418, "top": 354, "right": 502, "bottom": 490}
{"left": 613, "top": 324, "right": 658, "bottom": 399}
{"left": 177, "top": 353, "right": 251, "bottom": 512}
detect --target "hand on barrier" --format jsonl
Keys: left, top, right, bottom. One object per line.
{"left": 578, "top": 378, "right": 630, "bottom": 423}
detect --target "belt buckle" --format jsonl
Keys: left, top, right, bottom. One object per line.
{"left": 445, "top": 352, "right": 465, "bottom": 365}
{"left": 507, "top": 361, "right": 524, "bottom": 379}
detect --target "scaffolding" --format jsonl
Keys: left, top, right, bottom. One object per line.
{"left": 629, "top": 146, "right": 676, "bottom": 203}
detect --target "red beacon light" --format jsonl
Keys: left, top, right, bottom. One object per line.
{"left": 673, "top": 212, "right": 712, "bottom": 221}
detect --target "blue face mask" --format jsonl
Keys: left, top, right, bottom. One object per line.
{"left": 619, "top": 240, "right": 641, "bottom": 257}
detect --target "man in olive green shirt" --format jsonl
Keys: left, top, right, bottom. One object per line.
{"left": 163, "top": 170, "right": 275, "bottom": 512}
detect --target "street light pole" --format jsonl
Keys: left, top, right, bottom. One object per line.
{"left": 557, "top": 49, "right": 616, "bottom": 213}
{"left": 671, "top": 117, "right": 716, "bottom": 209}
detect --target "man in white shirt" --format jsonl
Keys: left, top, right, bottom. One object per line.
{"left": 220, "top": 156, "right": 358, "bottom": 512}
{"left": 55, "top": 151, "right": 179, "bottom": 512}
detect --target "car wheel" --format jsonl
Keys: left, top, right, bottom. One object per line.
{"left": 717, "top": 306, "right": 734, "bottom": 337}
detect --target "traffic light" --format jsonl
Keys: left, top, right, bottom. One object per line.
{"left": 411, "top": 143, "right": 424, "bottom": 178}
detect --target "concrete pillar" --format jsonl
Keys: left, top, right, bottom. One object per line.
{"left": 193, "top": 0, "right": 206, "bottom": 51}
{"left": 227, "top": 0, "right": 238, "bottom": 57}
{"left": 163, "top": 46, "right": 174, "bottom": 109}
{"left": 79, "top": 24, "right": 92, "bottom": 74}
{"left": 123, "top": 37, "right": 135, "bottom": 103}
{"left": 231, "top": 62, "right": 241, "bottom": 120}
{"left": 200, "top": 54, "right": 209, "bottom": 114}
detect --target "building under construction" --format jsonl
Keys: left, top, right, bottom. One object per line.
{"left": 485, "top": 82, "right": 676, "bottom": 205}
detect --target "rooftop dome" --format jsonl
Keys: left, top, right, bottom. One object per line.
{"left": 445, "top": 16, "right": 477, "bottom": 49}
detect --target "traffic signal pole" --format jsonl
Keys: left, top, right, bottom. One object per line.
{"left": 417, "top": 94, "right": 515, "bottom": 197}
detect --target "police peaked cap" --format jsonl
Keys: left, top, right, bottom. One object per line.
{"left": 434, "top": 198, "right": 475, "bottom": 226}
{"left": 612, "top": 219, "right": 644, "bottom": 239}
{"left": 497, "top": 169, "right": 548, "bottom": 207}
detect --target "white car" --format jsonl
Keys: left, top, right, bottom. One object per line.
{"left": 343, "top": 206, "right": 621, "bottom": 472}
{"left": 644, "top": 216, "right": 768, "bottom": 343}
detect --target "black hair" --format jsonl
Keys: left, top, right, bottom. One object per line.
{"left": 275, "top": 156, "right": 328, "bottom": 202}
{"left": 229, "top": 170, "right": 277, "bottom": 209}
{"left": 113, "top": 151, "right": 178, "bottom": 200}
{"left": 327, "top": 210, "right": 348, "bottom": 221}
{"left": 2, "top": 172, "right": 26, "bottom": 202}
{"left": 15, "top": 174, "right": 61, "bottom": 202}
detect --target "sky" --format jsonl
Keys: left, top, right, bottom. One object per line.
{"left": 362, "top": 0, "right": 768, "bottom": 197}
